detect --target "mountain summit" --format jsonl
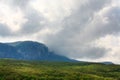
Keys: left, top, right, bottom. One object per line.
{"left": 0, "top": 41, "right": 75, "bottom": 62}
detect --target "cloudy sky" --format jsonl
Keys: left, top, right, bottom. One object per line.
{"left": 0, "top": 0, "right": 120, "bottom": 64}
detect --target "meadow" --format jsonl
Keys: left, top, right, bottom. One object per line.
{"left": 0, "top": 59, "right": 120, "bottom": 80}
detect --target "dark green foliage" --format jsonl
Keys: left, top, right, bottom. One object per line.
{"left": 0, "top": 59, "right": 120, "bottom": 80}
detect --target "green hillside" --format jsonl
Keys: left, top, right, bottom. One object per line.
{"left": 0, "top": 59, "right": 120, "bottom": 80}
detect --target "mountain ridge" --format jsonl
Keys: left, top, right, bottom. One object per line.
{"left": 0, "top": 41, "right": 76, "bottom": 62}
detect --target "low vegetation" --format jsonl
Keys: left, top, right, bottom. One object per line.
{"left": 0, "top": 59, "right": 120, "bottom": 80}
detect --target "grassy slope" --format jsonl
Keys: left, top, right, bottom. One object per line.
{"left": 0, "top": 59, "right": 120, "bottom": 80}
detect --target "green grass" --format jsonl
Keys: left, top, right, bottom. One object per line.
{"left": 0, "top": 59, "right": 120, "bottom": 80}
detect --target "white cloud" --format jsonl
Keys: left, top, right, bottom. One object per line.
{"left": 0, "top": 3, "right": 27, "bottom": 32}
{"left": 0, "top": 0, "right": 120, "bottom": 64}
{"left": 91, "top": 34, "right": 120, "bottom": 64}
{"left": 30, "top": 0, "right": 87, "bottom": 22}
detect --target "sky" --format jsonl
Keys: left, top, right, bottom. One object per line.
{"left": 0, "top": 0, "right": 120, "bottom": 64}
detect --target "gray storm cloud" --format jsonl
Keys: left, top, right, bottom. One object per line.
{"left": 0, "top": 0, "right": 120, "bottom": 63}
{"left": 0, "top": 24, "right": 11, "bottom": 36}
{"left": 44, "top": 0, "right": 112, "bottom": 57}
{"left": 19, "top": 8, "right": 46, "bottom": 34}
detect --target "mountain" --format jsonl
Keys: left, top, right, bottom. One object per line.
{"left": 0, "top": 41, "right": 75, "bottom": 62}
{"left": 0, "top": 43, "right": 21, "bottom": 59}
{"left": 101, "top": 62, "right": 114, "bottom": 65}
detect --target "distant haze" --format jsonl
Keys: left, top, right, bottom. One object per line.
{"left": 0, "top": 0, "right": 120, "bottom": 64}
